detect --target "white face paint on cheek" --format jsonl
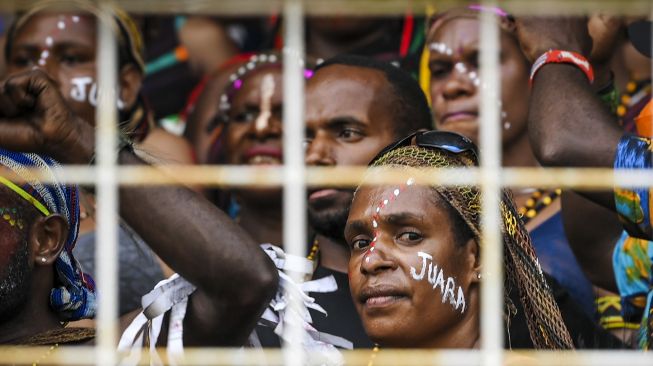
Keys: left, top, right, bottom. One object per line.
{"left": 69, "top": 76, "right": 126, "bottom": 109}
{"left": 409, "top": 251, "right": 467, "bottom": 314}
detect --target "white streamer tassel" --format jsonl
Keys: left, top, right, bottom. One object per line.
{"left": 118, "top": 244, "right": 351, "bottom": 366}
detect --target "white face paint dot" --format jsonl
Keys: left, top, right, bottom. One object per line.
{"left": 375, "top": 207, "right": 381, "bottom": 213}
{"left": 57, "top": 21, "right": 66, "bottom": 30}
{"left": 370, "top": 247, "right": 375, "bottom": 252}
{"left": 72, "top": 16, "right": 80, "bottom": 23}
{"left": 38, "top": 59, "right": 46, "bottom": 66}
{"left": 40, "top": 50, "right": 49, "bottom": 59}
{"left": 474, "top": 79, "right": 481, "bottom": 87}
{"left": 407, "top": 178, "right": 415, "bottom": 186}
{"left": 45, "top": 37, "right": 53, "bottom": 47}
{"left": 455, "top": 62, "right": 466, "bottom": 73}
{"left": 383, "top": 199, "right": 389, "bottom": 205}
{"left": 365, "top": 257, "right": 371, "bottom": 263}
{"left": 372, "top": 220, "right": 378, "bottom": 228}
{"left": 393, "top": 189, "right": 400, "bottom": 196}
{"left": 269, "top": 54, "right": 278, "bottom": 63}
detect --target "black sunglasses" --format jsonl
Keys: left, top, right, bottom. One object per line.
{"left": 370, "top": 130, "right": 479, "bottom": 166}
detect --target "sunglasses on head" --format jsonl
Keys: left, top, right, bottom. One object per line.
{"left": 370, "top": 130, "right": 479, "bottom": 166}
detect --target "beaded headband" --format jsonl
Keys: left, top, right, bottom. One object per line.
{"left": 215, "top": 53, "right": 321, "bottom": 125}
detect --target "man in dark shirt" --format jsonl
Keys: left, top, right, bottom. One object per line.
{"left": 303, "top": 55, "right": 433, "bottom": 348}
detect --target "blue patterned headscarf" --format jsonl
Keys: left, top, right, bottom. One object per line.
{"left": 0, "top": 148, "right": 96, "bottom": 321}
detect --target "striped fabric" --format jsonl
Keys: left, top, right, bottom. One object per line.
{"left": 0, "top": 148, "right": 95, "bottom": 321}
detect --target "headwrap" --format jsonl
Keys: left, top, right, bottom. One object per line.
{"left": 4, "top": 0, "right": 154, "bottom": 142}
{"left": 369, "top": 144, "right": 575, "bottom": 349}
{"left": 0, "top": 149, "right": 95, "bottom": 321}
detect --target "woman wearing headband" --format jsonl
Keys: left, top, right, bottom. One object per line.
{"left": 345, "top": 130, "right": 575, "bottom": 349}
{"left": 423, "top": 6, "right": 609, "bottom": 326}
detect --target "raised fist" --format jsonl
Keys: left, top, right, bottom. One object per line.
{"left": 0, "top": 70, "right": 94, "bottom": 164}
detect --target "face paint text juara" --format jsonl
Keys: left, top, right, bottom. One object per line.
{"left": 70, "top": 76, "right": 126, "bottom": 110}
{"left": 410, "top": 251, "right": 466, "bottom": 313}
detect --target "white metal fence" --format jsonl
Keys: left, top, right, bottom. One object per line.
{"left": 0, "top": 0, "right": 652, "bottom": 365}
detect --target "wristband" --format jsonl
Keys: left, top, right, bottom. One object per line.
{"left": 529, "top": 50, "right": 594, "bottom": 87}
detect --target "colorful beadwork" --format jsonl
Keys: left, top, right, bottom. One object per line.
{"left": 517, "top": 188, "right": 562, "bottom": 225}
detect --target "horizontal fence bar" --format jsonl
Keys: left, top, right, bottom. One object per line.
{"left": 0, "top": 347, "right": 652, "bottom": 366}
{"left": 1, "top": 165, "right": 652, "bottom": 189}
{"left": 4, "top": 0, "right": 652, "bottom": 15}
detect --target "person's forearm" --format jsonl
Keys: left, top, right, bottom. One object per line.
{"left": 529, "top": 64, "right": 623, "bottom": 167}
{"left": 116, "top": 150, "right": 278, "bottom": 301}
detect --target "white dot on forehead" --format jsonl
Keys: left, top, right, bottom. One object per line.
{"left": 72, "top": 16, "right": 80, "bottom": 23}
{"left": 393, "top": 189, "right": 400, "bottom": 196}
{"left": 406, "top": 178, "right": 415, "bottom": 186}
{"left": 57, "top": 20, "right": 66, "bottom": 30}
{"left": 45, "top": 37, "right": 53, "bottom": 47}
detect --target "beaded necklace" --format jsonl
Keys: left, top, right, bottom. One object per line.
{"left": 617, "top": 79, "right": 652, "bottom": 120}
{"left": 517, "top": 188, "right": 561, "bottom": 225}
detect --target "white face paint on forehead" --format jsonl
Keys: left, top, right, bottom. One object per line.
{"left": 70, "top": 76, "right": 126, "bottom": 110}
{"left": 364, "top": 177, "right": 416, "bottom": 264}
{"left": 428, "top": 40, "right": 512, "bottom": 130}
{"left": 410, "top": 251, "right": 466, "bottom": 314}
{"left": 31, "top": 15, "right": 85, "bottom": 75}
{"left": 255, "top": 73, "right": 276, "bottom": 132}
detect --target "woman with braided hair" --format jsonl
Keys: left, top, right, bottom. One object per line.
{"left": 345, "top": 131, "right": 575, "bottom": 349}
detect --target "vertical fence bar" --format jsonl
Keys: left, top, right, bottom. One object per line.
{"left": 94, "top": 5, "right": 119, "bottom": 366}
{"left": 479, "top": 4, "right": 503, "bottom": 366}
{"left": 282, "top": 0, "right": 308, "bottom": 365}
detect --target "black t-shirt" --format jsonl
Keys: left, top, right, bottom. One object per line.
{"left": 256, "top": 265, "right": 373, "bottom": 349}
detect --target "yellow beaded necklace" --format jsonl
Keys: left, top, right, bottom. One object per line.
{"left": 517, "top": 188, "right": 561, "bottom": 225}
